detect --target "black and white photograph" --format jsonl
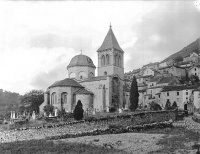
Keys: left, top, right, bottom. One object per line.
{"left": 0, "top": 0, "right": 200, "bottom": 153}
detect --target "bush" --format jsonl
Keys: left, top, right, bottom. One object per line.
{"left": 43, "top": 105, "right": 54, "bottom": 116}
{"left": 172, "top": 101, "right": 178, "bottom": 109}
{"left": 109, "top": 107, "right": 116, "bottom": 113}
{"left": 150, "top": 101, "right": 162, "bottom": 111}
{"left": 73, "top": 100, "right": 84, "bottom": 120}
{"left": 165, "top": 100, "right": 172, "bottom": 110}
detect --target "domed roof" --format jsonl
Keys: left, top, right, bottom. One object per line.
{"left": 67, "top": 54, "right": 96, "bottom": 69}
{"left": 49, "top": 78, "right": 83, "bottom": 88}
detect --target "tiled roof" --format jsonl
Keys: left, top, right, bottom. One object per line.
{"left": 149, "top": 76, "right": 163, "bottom": 82}
{"left": 137, "top": 75, "right": 153, "bottom": 79}
{"left": 138, "top": 83, "right": 147, "bottom": 87}
{"left": 49, "top": 78, "right": 83, "bottom": 88}
{"left": 148, "top": 86, "right": 163, "bottom": 90}
{"left": 74, "top": 88, "right": 93, "bottom": 95}
{"left": 157, "top": 76, "right": 178, "bottom": 84}
{"left": 161, "top": 85, "right": 197, "bottom": 92}
{"left": 138, "top": 89, "right": 146, "bottom": 93}
{"left": 97, "top": 27, "right": 123, "bottom": 52}
{"left": 67, "top": 54, "right": 96, "bottom": 69}
{"left": 179, "top": 61, "right": 191, "bottom": 65}
{"left": 80, "top": 76, "right": 107, "bottom": 83}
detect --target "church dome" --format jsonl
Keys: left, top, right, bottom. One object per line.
{"left": 67, "top": 54, "right": 96, "bottom": 69}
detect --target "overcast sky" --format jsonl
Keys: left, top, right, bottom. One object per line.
{"left": 0, "top": 0, "right": 200, "bottom": 94}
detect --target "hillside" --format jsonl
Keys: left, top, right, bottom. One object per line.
{"left": 162, "top": 38, "right": 200, "bottom": 62}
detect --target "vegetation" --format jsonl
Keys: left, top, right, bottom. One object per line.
{"left": 172, "top": 101, "right": 178, "bottom": 109}
{"left": 43, "top": 105, "right": 54, "bottom": 116}
{"left": 73, "top": 100, "right": 84, "bottom": 120}
{"left": 165, "top": 99, "right": 171, "bottom": 110}
{"left": 20, "top": 90, "right": 44, "bottom": 114}
{"left": 129, "top": 76, "right": 139, "bottom": 111}
{"left": 147, "top": 127, "right": 200, "bottom": 154}
{"left": 173, "top": 55, "right": 183, "bottom": 63}
{"left": 0, "top": 139, "right": 128, "bottom": 154}
{"left": 0, "top": 89, "right": 21, "bottom": 119}
{"left": 149, "top": 101, "right": 162, "bottom": 111}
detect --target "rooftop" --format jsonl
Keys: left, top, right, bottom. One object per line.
{"left": 74, "top": 88, "right": 93, "bottom": 95}
{"left": 67, "top": 54, "right": 96, "bottom": 69}
{"left": 49, "top": 78, "right": 83, "bottom": 88}
{"left": 97, "top": 26, "right": 124, "bottom": 52}
{"left": 80, "top": 76, "right": 107, "bottom": 83}
{"left": 161, "top": 85, "right": 197, "bottom": 92}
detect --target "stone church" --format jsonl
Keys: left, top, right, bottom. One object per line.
{"left": 39, "top": 26, "right": 129, "bottom": 113}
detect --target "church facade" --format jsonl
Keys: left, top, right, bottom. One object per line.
{"left": 39, "top": 26, "right": 129, "bottom": 113}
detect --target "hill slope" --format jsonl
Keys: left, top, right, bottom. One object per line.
{"left": 162, "top": 38, "right": 200, "bottom": 62}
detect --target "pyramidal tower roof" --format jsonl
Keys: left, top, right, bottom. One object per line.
{"left": 97, "top": 26, "right": 124, "bottom": 52}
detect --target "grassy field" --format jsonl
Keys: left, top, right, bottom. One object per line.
{"left": 0, "top": 139, "right": 129, "bottom": 154}
{"left": 1, "top": 127, "right": 200, "bottom": 154}
{"left": 146, "top": 127, "right": 200, "bottom": 154}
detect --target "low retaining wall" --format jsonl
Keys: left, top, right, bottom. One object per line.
{"left": 11, "top": 109, "right": 177, "bottom": 131}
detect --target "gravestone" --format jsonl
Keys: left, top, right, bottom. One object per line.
{"left": 54, "top": 109, "right": 58, "bottom": 117}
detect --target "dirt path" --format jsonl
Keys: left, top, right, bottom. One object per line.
{"left": 55, "top": 133, "right": 165, "bottom": 154}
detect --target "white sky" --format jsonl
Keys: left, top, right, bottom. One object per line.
{"left": 0, "top": 0, "right": 200, "bottom": 95}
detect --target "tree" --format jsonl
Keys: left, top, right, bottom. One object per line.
{"left": 165, "top": 99, "right": 171, "bottom": 110}
{"left": 20, "top": 90, "right": 44, "bottom": 113}
{"left": 172, "top": 101, "right": 178, "bottom": 109}
{"left": 149, "top": 101, "right": 162, "bottom": 111}
{"left": 173, "top": 56, "right": 183, "bottom": 63}
{"left": 43, "top": 104, "right": 54, "bottom": 116}
{"left": 129, "top": 76, "right": 139, "bottom": 111}
{"left": 73, "top": 100, "right": 84, "bottom": 120}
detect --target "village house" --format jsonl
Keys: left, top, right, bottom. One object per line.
{"left": 142, "top": 62, "right": 159, "bottom": 70}
{"left": 124, "top": 68, "right": 140, "bottom": 80}
{"left": 167, "top": 65, "right": 186, "bottom": 79}
{"left": 160, "top": 85, "right": 196, "bottom": 113}
{"left": 188, "top": 65, "right": 200, "bottom": 78}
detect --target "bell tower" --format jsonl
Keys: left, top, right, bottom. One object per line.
{"left": 97, "top": 25, "right": 124, "bottom": 79}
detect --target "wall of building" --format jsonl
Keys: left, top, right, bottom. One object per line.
{"left": 194, "top": 91, "right": 200, "bottom": 109}
{"left": 80, "top": 78, "right": 110, "bottom": 111}
{"left": 75, "top": 94, "right": 93, "bottom": 111}
{"left": 68, "top": 66, "right": 95, "bottom": 80}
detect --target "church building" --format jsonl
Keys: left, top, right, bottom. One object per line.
{"left": 39, "top": 26, "right": 128, "bottom": 113}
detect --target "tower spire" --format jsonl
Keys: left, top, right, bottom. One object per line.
{"left": 110, "top": 22, "right": 112, "bottom": 29}
{"left": 81, "top": 50, "right": 82, "bottom": 55}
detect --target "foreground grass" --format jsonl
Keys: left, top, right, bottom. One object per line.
{"left": 146, "top": 127, "right": 200, "bottom": 153}
{"left": 0, "top": 139, "right": 129, "bottom": 154}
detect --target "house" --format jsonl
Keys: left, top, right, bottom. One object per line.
{"left": 178, "top": 61, "right": 192, "bottom": 68}
{"left": 188, "top": 65, "right": 200, "bottom": 78}
{"left": 124, "top": 68, "right": 140, "bottom": 80}
{"left": 160, "top": 85, "right": 196, "bottom": 112}
{"left": 142, "top": 62, "right": 159, "bottom": 70}
{"left": 136, "top": 75, "right": 153, "bottom": 84}
{"left": 167, "top": 66, "right": 186, "bottom": 79}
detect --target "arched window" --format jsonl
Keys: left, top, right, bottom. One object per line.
{"left": 104, "top": 71, "right": 107, "bottom": 75}
{"left": 61, "top": 92, "right": 67, "bottom": 104}
{"left": 114, "top": 55, "right": 117, "bottom": 66}
{"left": 89, "top": 72, "right": 94, "bottom": 78}
{"left": 51, "top": 92, "right": 57, "bottom": 105}
{"left": 101, "top": 55, "right": 105, "bottom": 66}
{"left": 106, "top": 54, "right": 110, "bottom": 65}
{"left": 118, "top": 56, "right": 121, "bottom": 67}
